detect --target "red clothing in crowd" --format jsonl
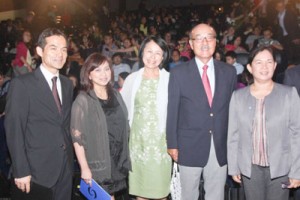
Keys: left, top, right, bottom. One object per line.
{"left": 12, "top": 42, "right": 29, "bottom": 67}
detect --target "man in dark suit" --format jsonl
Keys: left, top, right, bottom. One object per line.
{"left": 275, "top": 0, "right": 300, "bottom": 64}
{"left": 167, "top": 23, "right": 236, "bottom": 200}
{"left": 283, "top": 65, "right": 300, "bottom": 200}
{"left": 5, "top": 28, "right": 74, "bottom": 200}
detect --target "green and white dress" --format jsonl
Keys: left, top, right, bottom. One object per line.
{"left": 129, "top": 78, "right": 171, "bottom": 199}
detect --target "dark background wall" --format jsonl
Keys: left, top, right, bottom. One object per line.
{"left": 1, "top": 0, "right": 224, "bottom": 13}
{"left": 0, "top": 0, "right": 26, "bottom": 12}
{"left": 0, "top": 0, "right": 224, "bottom": 20}
{"left": 126, "top": 0, "right": 223, "bottom": 10}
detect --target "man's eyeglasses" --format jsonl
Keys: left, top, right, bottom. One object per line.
{"left": 191, "top": 35, "right": 216, "bottom": 43}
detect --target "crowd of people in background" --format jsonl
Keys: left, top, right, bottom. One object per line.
{"left": 0, "top": 0, "right": 299, "bottom": 86}
{"left": 1, "top": 0, "right": 300, "bottom": 199}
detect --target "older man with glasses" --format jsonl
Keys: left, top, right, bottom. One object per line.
{"left": 167, "top": 23, "right": 237, "bottom": 200}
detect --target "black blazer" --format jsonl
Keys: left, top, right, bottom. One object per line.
{"left": 166, "top": 58, "right": 236, "bottom": 167}
{"left": 5, "top": 67, "right": 73, "bottom": 188}
{"left": 277, "top": 9, "right": 300, "bottom": 40}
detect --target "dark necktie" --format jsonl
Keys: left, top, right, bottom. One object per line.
{"left": 51, "top": 77, "right": 62, "bottom": 114}
{"left": 202, "top": 65, "right": 212, "bottom": 107}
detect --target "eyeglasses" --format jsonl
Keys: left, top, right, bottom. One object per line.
{"left": 191, "top": 35, "right": 216, "bottom": 43}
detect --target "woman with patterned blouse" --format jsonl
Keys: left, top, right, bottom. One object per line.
{"left": 121, "top": 35, "right": 171, "bottom": 200}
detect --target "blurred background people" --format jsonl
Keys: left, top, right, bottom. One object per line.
{"left": 11, "top": 30, "right": 34, "bottom": 76}
{"left": 112, "top": 53, "right": 131, "bottom": 88}
{"left": 225, "top": 50, "right": 244, "bottom": 75}
{"left": 257, "top": 28, "right": 283, "bottom": 51}
{"left": 275, "top": 0, "right": 300, "bottom": 64}
{"left": 168, "top": 49, "right": 183, "bottom": 70}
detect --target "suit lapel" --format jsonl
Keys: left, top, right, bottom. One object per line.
{"left": 60, "top": 76, "right": 69, "bottom": 117}
{"left": 34, "top": 68, "right": 63, "bottom": 117}
{"left": 213, "top": 61, "right": 222, "bottom": 108}
{"left": 213, "top": 60, "right": 233, "bottom": 109}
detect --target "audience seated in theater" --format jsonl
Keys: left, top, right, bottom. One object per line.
{"left": 101, "top": 33, "right": 118, "bottom": 60}
{"left": 225, "top": 51, "right": 244, "bottom": 75}
{"left": 257, "top": 28, "right": 283, "bottom": 51}
{"left": 112, "top": 53, "right": 131, "bottom": 87}
{"left": 168, "top": 49, "right": 184, "bottom": 70}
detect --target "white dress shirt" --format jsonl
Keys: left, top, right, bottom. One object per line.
{"left": 40, "top": 65, "right": 62, "bottom": 103}
{"left": 278, "top": 10, "right": 288, "bottom": 36}
{"left": 195, "top": 57, "right": 215, "bottom": 97}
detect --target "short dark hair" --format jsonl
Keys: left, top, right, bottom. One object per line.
{"left": 263, "top": 27, "right": 273, "bottom": 33}
{"left": 138, "top": 35, "right": 170, "bottom": 69}
{"left": 248, "top": 46, "right": 275, "bottom": 65}
{"left": 112, "top": 52, "right": 123, "bottom": 60}
{"left": 225, "top": 51, "right": 237, "bottom": 59}
{"left": 80, "top": 53, "right": 114, "bottom": 94}
{"left": 37, "top": 28, "right": 67, "bottom": 49}
{"left": 172, "top": 49, "right": 181, "bottom": 55}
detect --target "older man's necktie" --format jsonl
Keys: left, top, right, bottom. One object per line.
{"left": 202, "top": 65, "right": 212, "bottom": 107}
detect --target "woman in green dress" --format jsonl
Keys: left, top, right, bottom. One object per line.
{"left": 121, "top": 35, "right": 171, "bottom": 200}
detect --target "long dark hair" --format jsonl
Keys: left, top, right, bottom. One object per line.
{"left": 80, "top": 53, "right": 114, "bottom": 100}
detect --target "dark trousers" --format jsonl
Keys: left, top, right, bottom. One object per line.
{"left": 295, "top": 189, "right": 300, "bottom": 200}
{"left": 242, "top": 164, "right": 289, "bottom": 200}
{"left": 51, "top": 153, "right": 73, "bottom": 200}
{"left": 11, "top": 153, "right": 72, "bottom": 200}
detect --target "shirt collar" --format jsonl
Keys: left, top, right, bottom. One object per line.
{"left": 195, "top": 57, "right": 214, "bottom": 71}
{"left": 278, "top": 9, "right": 286, "bottom": 17}
{"left": 40, "top": 64, "right": 60, "bottom": 80}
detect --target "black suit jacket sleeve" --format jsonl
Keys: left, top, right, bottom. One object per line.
{"left": 5, "top": 78, "right": 31, "bottom": 178}
{"left": 166, "top": 68, "right": 180, "bottom": 149}
{"left": 284, "top": 10, "right": 300, "bottom": 40}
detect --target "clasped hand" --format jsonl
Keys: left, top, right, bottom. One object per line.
{"left": 15, "top": 175, "right": 31, "bottom": 193}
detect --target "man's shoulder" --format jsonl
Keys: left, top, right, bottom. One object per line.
{"left": 215, "top": 60, "right": 236, "bottom": 72}
{"left": 170, "top": 59, "right": 193, "bottom": 73}
{"left": 286, "top": 65, "right": 300, "bottom": 74}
